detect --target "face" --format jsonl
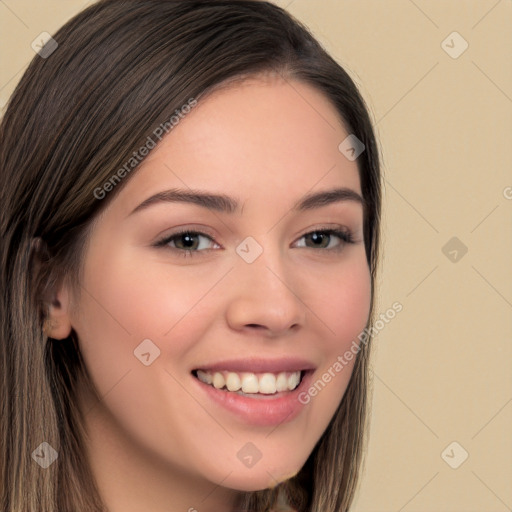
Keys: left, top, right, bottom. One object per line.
{"left": 63, "top": 75, "right": 371, "bottom": 495}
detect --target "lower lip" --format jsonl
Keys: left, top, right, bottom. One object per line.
{"left": 192, "top": 371, "right": 314, "bottom": 427}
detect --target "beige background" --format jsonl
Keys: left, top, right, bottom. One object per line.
{"left": 1, "top": 1, "right": 511, "bottom": 510}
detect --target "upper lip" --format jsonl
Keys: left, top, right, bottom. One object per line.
{"left": 192, "top": 357, "right": 316, "bottom": 374}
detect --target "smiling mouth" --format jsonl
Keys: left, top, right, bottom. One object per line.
{"left": 191, "top": 369, "right": 307, "bottom": 396}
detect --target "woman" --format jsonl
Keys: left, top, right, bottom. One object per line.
{"left": 0, "top": 1, "right": 382, "bottom": 510}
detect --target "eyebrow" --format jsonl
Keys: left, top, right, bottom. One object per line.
{"left": 128, "top": 186, "right": 364, "bottom": 217}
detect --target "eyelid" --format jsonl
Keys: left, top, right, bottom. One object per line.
{"left": 153, "top": 224, "right": 219, "bottom": 243}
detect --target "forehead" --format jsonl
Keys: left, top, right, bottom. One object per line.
{"left": 110, "top": 75, "right": 362, "bottom": 217}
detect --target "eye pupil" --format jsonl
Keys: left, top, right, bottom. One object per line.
{"left": 308, "top": 232, "right": 329, "bottom": 248}
{"left": 178, "top": 233, "right": 197, "bottom": 249}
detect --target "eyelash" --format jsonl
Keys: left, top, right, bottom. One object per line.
{"left": 154, "top": 226, "right": 356, "bottom": 259}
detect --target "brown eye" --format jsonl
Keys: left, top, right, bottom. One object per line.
{"left": 297, "top": 228, "right": 354, "bottom": 251}
{"left": 155, "top": 229, "right": 219, "bottom": 257}
{"left": 171, "top": 232, "right": 201, "bottom": 251}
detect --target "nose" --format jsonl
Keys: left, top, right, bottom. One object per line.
{"left": 224, "top": 245, "right": 307, "bottom": 338}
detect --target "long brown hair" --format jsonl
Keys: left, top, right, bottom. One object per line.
{"left": 0, "top": 1, "right": 382, "bottom": 510}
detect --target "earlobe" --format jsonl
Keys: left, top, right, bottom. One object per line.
{"left": 44, "top": 284, "right": 73, "bottom": 340}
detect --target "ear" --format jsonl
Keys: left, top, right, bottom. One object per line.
{"left": 44, "top": 284, "right": 73, "bottom": 340}
{"left": 31, "top": 237, "right": 74, "bottom": 340}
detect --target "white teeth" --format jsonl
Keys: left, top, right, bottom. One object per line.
{"left": 276, "top": 372, "right": 288, "bottom": 392}
{"left": 288, "top": 372, "right": 300, "bottom": 389}
{"left": 195, "top": 369, "right": 302, "bottom": 394}
{"left": 212, "top": 372, "right": 225, "bottom": 389}
{"left": 241, "top": 373, "right": 259, "bottom": 393}
{"left": 259, "top": 373, "right": 277, "bottom": 394}
{"left": 225, "top": 372, "right": 241, "bottom": 392}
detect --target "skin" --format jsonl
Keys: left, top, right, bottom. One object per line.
{"left": 47, "top": 73, "right": 371, "bottom": 512}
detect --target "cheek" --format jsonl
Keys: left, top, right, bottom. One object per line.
{"left": 317, "top": 257, "right": 372, "bottom": 350}
{"left": 293, "top": 258, "right": 370, "bottom": 439}
{"left": 77, "top": 251, "right": 214, "bottom": 341}
{"left": 307, "top": 256, "right": 371, "bottom": 402}
{"left": 71, "top": 254, "right": 220, "bottom": 456}
{"left": 72, "top": 252, "right": 224, "bottom": 396}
